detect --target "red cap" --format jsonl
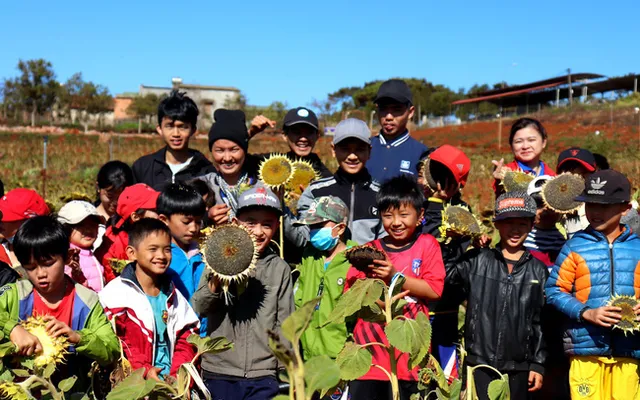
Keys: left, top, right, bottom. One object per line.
{"left": 115, "top": 184, "right": 159, "bottom": 228}
{"left": 0, "top": 189, "right": 50, "bottom": 222}
{"left": 429, "top": 145, "right": 471, "bottom": 186}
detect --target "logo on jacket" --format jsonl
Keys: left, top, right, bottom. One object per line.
{"left": 400, "top": 160, "right": 411, "bottom": 170}
{"left": 162, "top": 310, "right": 168, "bottom": 324}
{"left": 370, "top": 206, "right": 378, "bottom": 216}
{"left": 591, "top": 177, "right": 607, "bottom": 190}
{"left": 329, "top": 387, "right": 343, "bottom": 400}
{"left": 411, "top": 259, "right": 422, "bottom": 275}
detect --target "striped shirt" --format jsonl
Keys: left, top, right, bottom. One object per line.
{"left": 524, "top": 227, "right": 566, "bottom": 263}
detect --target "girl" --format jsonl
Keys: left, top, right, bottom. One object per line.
{"left": 492, "top": 118, "right": 556, "bottom": 195}
{"left": 95, "top": 161, "right": 134, "bottom": 221}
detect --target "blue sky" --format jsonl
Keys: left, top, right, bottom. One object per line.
{"left": 1, "top": 0, "right": 638, "bottom": 107}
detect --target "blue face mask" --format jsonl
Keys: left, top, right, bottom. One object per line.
{"left": 310, "top": 227, "right": 339, "bottom": 251}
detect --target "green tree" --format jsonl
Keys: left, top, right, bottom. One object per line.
{"left": 13, "top": 59, "right": 59, "bottom": 126}
{"left": 0, "top": 79, "right": 21, "bottom": 121}
{"left": 128, "top": 93, "right": 161, "bottom": 134}
{"left": 59, "top": 73, "right": 113, "bottom": 132}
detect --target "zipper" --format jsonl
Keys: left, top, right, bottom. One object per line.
{"left": 495, "top": 251, "right": 527, "bottom": 360}
{"left": 609, "top": 243, "right": 615, "bottom": 296}
{"left": 349, "top": 183, "right": 355, "bottom": 226}
{"left": 122, "top": 277, "right": 157, "bottom": 364}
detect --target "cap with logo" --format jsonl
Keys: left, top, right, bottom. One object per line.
{"left": 429, "top": 145, "right": 471, "bottom": 186}
{"left": 283, "top": 107, "right": 319, "bottom": 131}
{"left": 374, "top": 79, "right": 413, "bottom": 105}
{"left": 575, "top": 169, "right": 630, "bottom": 204}
{"left": 58, "top": 200, "right": 105, "bottom": 225}
{"left": 493, "top": 191, "right": 537, "bottom": 221}
{"left": 293, "top": 196, "right": 348, "bottom": 226}
{"left": 332, "top": 118, "right": 371, "bottom": 145}
{"left": 0, "top": 188, "right": 49, "bottom": 222}
{"left": 115, "top": 184, "right": 160, "bottom": 228}
{"left": 557, "top": 147, "right": 596, "bottom": 173}
{"left": 237, "top": 186, "right": 282, "bottom": 215}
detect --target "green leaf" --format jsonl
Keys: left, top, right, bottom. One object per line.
{"left": 323, "top": 279, "right": 384, "bottom": 327}
{"left": 12, "top": 368, "right": 30, "bottom": 377}
{"left": 448, "top": 379, "right": 462, "bottom": 399}
{"left": 58, "top": 376, "right": 77, "bottom": 392}
{"left": 272, "top": 396, "right": 290, "bottom": 400}
{"left": 187, "top": 335, "right": 234, "bottom": 356}
{"left": 69, "top": 394, "right": 91, "bottom": 400}
{"left": 268, "top": 330, "right": 294, "bottom": 367}
{"left": 304, "top": 355, "right": 340, "bottom": 397}
{"left": 487, "top": 377, "right": 510, "bottom": 400}
{"left": 357, "top": 303, "right": 385, "bottom": 323}
{"left": 106, "top": 368, "right": 157, "bottom": 400}
{"left": 19, "top": 358, "right": 34, "bottom": 370}
{"left": 410, "top": 394, "right": 422, "bottom": 400}
{"left": 176, "top": 364, "right": 191, "bottom": 395}
{"left": 281, "top": 296, "right": 321, "bottom": 344}
{"left": 335, "top": 342, "right": 372, "bottom": 381}
{"left": 277, "top": 370, "right": 289, "bottom": 383}
{"left": 392, "top": 298, "right": 408, "bottom": 316}
{"left": 385, "top": 317, "right": 422, "bottom": 354}
{"left": 0, "top": 369, "right": 13, "bottom": 382}
{"left": 0, "top": 341, "right": 16, "bottom": 357}
{"left": 42, "top": 362, "right": 56, "bottom": 379}
{"left": 408, "top": 312, "right": 432, "bottom": 369}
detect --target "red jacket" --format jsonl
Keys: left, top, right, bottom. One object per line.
{"left": 95, "top": 227, "right": 126, "bottom": 282}
{"left": 492, "top": 159, "right": 556, "bottom": 195}
{"left": 98, "top": 263, "right": 199, "bottom": 376}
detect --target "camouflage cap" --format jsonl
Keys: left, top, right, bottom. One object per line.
{"left": 294, "top": 196, "right": 349, "bottom": 226}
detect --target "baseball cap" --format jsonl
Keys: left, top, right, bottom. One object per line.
{"left": 283, "top": 107, "right": 319, "bottom": 131}
{"left": 293, "top": 196, "right": 348, "bottom": 226}
{"left": 574, "top": 169, "right": 630, "bottom": 204}
{"left": 493, "top": 191, "right": 537, "bottom": 221}
{"left": 429, "top": 145, "right": 471, "bottom": 186}
{"left": 527, "top": 175, "right": 553, "bottom": 197}
{"left": 333, "top": 118, "right": 371, "bottom": 145}
{"left": 237, "top": 186, "right": 282, "bottom": 215}
{"left": 557, "top": 147, "right": 596, "bottom": 173}
{"left": 0, "top": 189, "right": 49, "bottom": 222}
{"left": 374, "top": 79, "right": 413, "bottom": 105}
{"left": 115, "top": 184, "right": 160, "bottom": 228}
{"left": 58, "top": 200, "right": 105, "bottom": 225}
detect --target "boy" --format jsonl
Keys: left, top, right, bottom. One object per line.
{"left": 99, "top": 218, "right": 199, "bottom": 381}
{"left": 346, "top": 175, "right": 445, "bottom": 400}
{"left": 0, "top": 216, "right": 119, "bottom": 390}
{"left": 193, "top": 186, "right": 293, "bottom": 400}
{"left": 285, "top": 118, "right": 383, "bottom": 248}
{"left": 0, "top": 188, "right": 50, "bottom": 267}
{"left": 367, "top": 79, "right": 428, "bottom": 183}
{"left": 448, "top": 192, "right": 547, "bottom": 399}
{"left": 292, "top": 196, "right": 356, "bottom": 361}
{"left": 249, "top": 107, "right": 332, "bottom": 178}
{"left": 132, "top": 90, "right": 215, "bottom": 191}
{"left": 157, "top": 183, "right": 206, "bottom": 301}
{"left": 546, "top": 169, "right": 640, "bottom": 399}
{"left": 525, "top": 176, "right": 566, "bottom": 266}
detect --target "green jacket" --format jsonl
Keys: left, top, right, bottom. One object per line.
{"left": 294, "top": 241, "right": 357, "bottom": 360}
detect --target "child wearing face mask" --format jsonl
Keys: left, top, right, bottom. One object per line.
{"left": 292, "top": 196, "right": 356, "bottom": 362}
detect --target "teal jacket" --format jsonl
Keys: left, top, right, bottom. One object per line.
{"left": 294, "top": 241, "right": 357, "bottom": 360}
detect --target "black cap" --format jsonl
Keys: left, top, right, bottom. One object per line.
{"left": 557, "top": 147, "right": 596, "bottom": 173}
{"left": 283, "top": 107, "right": 319, "bottom": 131}
{"left": 575, "top": 169, "right": 630, "bottom": 204}
{"left": 374, "top": 79, "right": 413, "bottom": 105}
{"left": 208, "top": 109, "right": 249, "bottom": 151}
{"left": 493, "top": 191, "right": 537, "bottom": 221}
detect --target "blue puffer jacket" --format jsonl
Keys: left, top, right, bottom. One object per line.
{"left": 545, "top": 226, "right": 640, "bottom": 358}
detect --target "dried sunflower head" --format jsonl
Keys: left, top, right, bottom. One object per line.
{"left": 420, "top": 158, "right": 438, "bottom": 192}
{"left": 285, "top": 160, "right": 319, "bottom": 195}
{"left": 439, "top": 205, "right": 483, "bottom": 242}
{"left": 608, "top": 295, "right": 640, "bottom": 336}
{"left": 541, "top": 173, "right": 585, "bottom": 214}
{"left": 0, "top": 382, "right": 29, "bottom": 400}
{"left": 345, "top": 245, "right": 386, "bottom": 272}
{"left": 201, "top": 223, "right": 259, "bottom": 303}
{"left": 501, "top": 171, "right": 535, "bottom": 193}
{"left": 258, "top": 154, "right": 295, "bottom": 189}
{"left": 21, "top": 315, "right": 70, "bottom": 368}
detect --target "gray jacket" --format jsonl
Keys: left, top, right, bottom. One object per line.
{"left": 192, "top": 252, "right": 294, "bottom": 379}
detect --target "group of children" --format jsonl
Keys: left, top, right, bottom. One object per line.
{"left": 0, "top": 78, "right": 638, "bottom": 400}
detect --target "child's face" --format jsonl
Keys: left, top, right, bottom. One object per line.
{"left": 98, "top": 185, "right": 124, "bottom": 216}
{"left": 284, "top": 125, "right": 318, "bottom": 157}
{"left": 496, "top": 218, "right": 533, "bottom": 249}
{"left": 161, "top": 214, "right": 202, "bottom": 247}
{"left": 332, "top": 139, "right": 371, "bottom": 175}
{"left": 69, "top": 217, "right": 100, "bottom": 249}
{"left": 157, "top": 117, "right": 193, "bottom": 152}
{"left": 130, "top": 209, "right": 159, "bottom": 223}
{"left": 585, "top": 202, "right": 630, "bottom": 234}
{"left": 0, "top": 219, "right": 25, "bottom": 240}
{"left": 381, "top": 203, "right": 423, "bottom": 243}
{"left": 211, "top": 139, "right": 246, "bottom": 180}
{"left": 127, "top": 231, "right": 172, "bottom": 276}
{"left": 377, "top": 101, "right": 414, "bottom": 137}
{"left": 511, "top": 127, "right": 546, "bottom": 164}
{"left": 236, "top": 208, "right": 279, "bottom": 254}
{"left": 558, "top": 162, "right": 592, "bottom": 179}
{"left": 23, "top": 254, "right": 67, "bottom": 295}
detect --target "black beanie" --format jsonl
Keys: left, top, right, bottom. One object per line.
{"left": 208, "top": 109, "right": 249, "bottom": 151}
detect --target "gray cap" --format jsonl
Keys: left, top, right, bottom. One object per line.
{"left": 333, "top": 118, "right": 371, "bottom": 145}
{"left": 237, "top": 185, "right": 282, "bottom": 215}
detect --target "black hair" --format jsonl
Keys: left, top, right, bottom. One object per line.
{"left": 157, "top": 183, "right": 206, "bottom": 218}
{"left": 377, "top": 175, "right": 425, "bottom": 213}
{"left": 157, "top": 90, "right": 199, "bottom": 130}
{"left": 429, "top": 160, "right": 456, "bottom": 189}
{"left": 0, "top": 178, "right": 4, "bottom": 198}
{"left": 96, "top": 161, "right": 133, "bottom": 203}
{"left": 509, "top": 118, "right": 548, "bottom": 146}
{"left": 593, "top": 153, "right": 610, "bottom": 170}
{"left": 187, "top": 179, "right": 216, "bottom": 208}
{"left": 13, "top": 215, "right": 69, "bottom": 266}
{"left": 128, "top": 218, "right": 171, "bottom": 249}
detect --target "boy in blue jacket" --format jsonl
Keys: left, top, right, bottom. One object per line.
{"left": 546, "top": 169, "right": 640, "bottom": 399}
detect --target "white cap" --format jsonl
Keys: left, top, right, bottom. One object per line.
{"left": 57, "top": 200, "right": 104, "bottom": 225}
{"left": 527, "top": 175, "right": 553, "bottom": 196}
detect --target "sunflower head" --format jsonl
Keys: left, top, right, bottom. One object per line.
{"left": 0, "top": 382, "right": 29, "bottom": 400}
{"left": 420, "top": 158, "right": 438, "bottom": 192}
{"left": 345, "top": 245, "right": 386, "bottom": 272}
{"left": 21, "top": 315, "right": 70, "bottom": 368}
{"left": 439, "top": 205, "right": 483, "bottom": 242}
{"left": 501, "top": 171, "right": 534, "bottom": 193}
{"left": 285, "top": 160, "right": 319, "bottom": 195}
{"left": 258, "top": 154, "right": 295, "bottom": 189}
{"left": 541, "top": 173, "right": 585, "bottom": 214}
{"left": 608, "top": 295, "right": 640, "bottom": 336}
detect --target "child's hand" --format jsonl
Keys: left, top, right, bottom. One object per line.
{"left": 492, "top": 158, "right": 510, "bottom": 180}
{"left": 208, "top": 275, "right": 221, "bottom": 294}
{"left": 528, "top": 371, "right": 543, "bottom": 392}
{"left": 68, "top": 249, "right": 87, "bottom": 283}
{"left": 209, "top": 204, "right": 230, "bottom": 226}
{"left": 43, "top": 315, "right": 81, "bottom": 344}
{"left": 473, "top": 234, "right": 492, "bottom": 248}
{"left": 433, "top": 181, "right": 459, "bottom": 201}
{"left": 10, "top": 325, "right": 42, "bottom": 356}
{"left": 369, "top": 259, "right": 397, "bottom": 283}
{"left": 582, "top": 306, "right": 622, "bottom": 327}
{"left": 634, "top": 302, "right": 640, "bottom": 321}
{"left": 146, "top": 367, "right": 163, "bottom": 382}
{"left": 249, "top": 115, "right": 276, "bottom": 137}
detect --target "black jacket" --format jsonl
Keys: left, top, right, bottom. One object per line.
{"left": 0, "top": 261, "right": 19, "bottom": 287}
{"left": 448, "top": 247, "right": 548, "bottom": 374}
{"left": 132, "top": 147, "right": 216, "bottom": 191}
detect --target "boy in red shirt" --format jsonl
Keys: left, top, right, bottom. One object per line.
{"left": 345, "top": 175, "right": 445, "bottom": 399}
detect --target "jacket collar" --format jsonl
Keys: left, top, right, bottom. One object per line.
{"left": 120, "top": 262, "right": 175, "bottom": 298}
{"left": 377, "top": 131, "right": 410, "bottom": 147}
{"left": 583, "top": 225, "right": 633, "bottom": 243}
{"left": 334, "top": 168, "right": 372, "bottom": 186}
{"left": 152, "top": 147, "right": 211, "bottom": 170}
